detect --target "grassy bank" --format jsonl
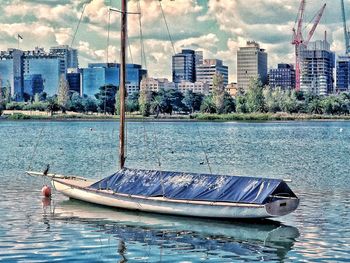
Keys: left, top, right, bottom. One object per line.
{"left": 192, "top": 112, "right": 350, "bottom": 121}
{"left": 2, "top": 112, "right": 350, "bottom": 121}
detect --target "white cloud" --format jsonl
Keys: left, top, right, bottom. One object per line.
{"left": 55, "top": 28, "right": 73, "bottom": 45}
{"left": 0, "top": 0, "right": 349, "bottom": 82}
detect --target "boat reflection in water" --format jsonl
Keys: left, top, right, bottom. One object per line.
{"left": 45, "top": 199, "right": 300, "bottom": 262}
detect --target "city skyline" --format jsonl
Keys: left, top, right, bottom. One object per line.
{"left": 0, "top": 0, "right": 349, "bottom": 82}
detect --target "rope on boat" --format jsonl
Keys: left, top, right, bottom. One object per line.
{"left": 138, "top": 0, "right": 147, "bottom": 69}
{"left": 71, "top": 2, "right": 87, "bottom": 47}
{"left": 196, "top": 125, "right": 213, "bottom": 174}
{"left": 158, "top": 0, "right": 176, "bottom": 55}
{"left": 27, "top": 126, "right": 46, "bottom": 173}
{"left": 106, "top": 0, "right": 112, "bottom": 63}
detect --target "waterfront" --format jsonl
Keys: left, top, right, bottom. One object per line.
{"left": 0, "top": 120, "right": 349, "bottom": 262}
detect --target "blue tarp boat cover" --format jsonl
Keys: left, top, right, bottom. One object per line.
{"left": 89, "top": 168, "right": 297, "bottom": 205}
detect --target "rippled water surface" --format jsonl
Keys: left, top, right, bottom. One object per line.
{"left": 0, "top": 120, "right": 349, "bottom": 262}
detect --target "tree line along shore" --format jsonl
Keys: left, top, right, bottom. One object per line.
{"left": 1, "top": 74, "right": 350, "bottom": 121}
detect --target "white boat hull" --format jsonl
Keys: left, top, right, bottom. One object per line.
{"left": 52, "top": 178, "right": 299, "bottom": 219}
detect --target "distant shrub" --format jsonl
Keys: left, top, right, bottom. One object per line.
{"left": 8, "top": 113, "right": 32, "bottom": 120}
{"left": 23, "top": 102, "right": 48, "bottom": 111}
{"left": 0, "top": 103, "right": 5, "bottom": 116}
{"left": 6, "top": 102, "right": 25, "bottom": 110}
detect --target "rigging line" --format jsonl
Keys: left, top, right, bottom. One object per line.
{"left": 151, "top": 122, "right": 162, "bottom": 168}
{"left": 71, "top": 2, "right": 87, "bottom": 47}
{"left": 106, "top": 1, "right": 111, "bottom": 63}
{"left": 137, "top": 0, "right": 147, "bottom": 69}
{"left": 128, "top": 39, "right": 134, "bottom": 64}
{"left": 150, "top": 121, "right": 165, "bottom": 196}
{"left": 158, "top": 0, "right": 176, "bottom": 55}
{"left": 141, "top": 115, "right": 152, "bottom": 167}
{"left": 27, "top": 126, "right": 45, "bottom": 172}
{"left": 196, "top": 124, "right": 213, "bottom": 174}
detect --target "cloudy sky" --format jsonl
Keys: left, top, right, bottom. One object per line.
{"left": 0, "top": 0, "right": 349, "bottom": 82}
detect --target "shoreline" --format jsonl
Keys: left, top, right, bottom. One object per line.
{"left": 1, "top": 112, "right": 350, "bottom": 122}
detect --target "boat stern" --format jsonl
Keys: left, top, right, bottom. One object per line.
{"left": 265, "top": 197, "right": 300, "bottom": 217}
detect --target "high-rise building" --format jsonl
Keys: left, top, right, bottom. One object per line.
{"left": 195, "top": 51, "right": 203, "bottom": 75}
{"left": 269, "top": 64, "right": 296, "bottom": 90}
{"left": 300, "top": 40, "right": 335, "bottom": 95}
{"left": 24, "top": 48, "right": 66, "bottom": 96}
{"left": 237, "top": 41, "right": 268, "bottom": 90}
{"left": 81, "top": 63, "right": 147, "bottom": 97}
{"left": 49, "top": 45, "right": 78, "bottom": 70}
{"left": 0, "top": 47, "right": 66, "bottom": 99}
{"left": 23, "top": 74, "right": 44, "bottom": 96}
{"left": 66, "top": 68, "right": 81, "bottom": 95}
{"left": 196, "top": 59, "right": 228, "bottom": 92}
{"left": 172, "top": 49, "right": 196, "bottom": 83}
{"left": 0, "top": 58, "right": 14, "bottom": 92}
{"left": 336, "top": 55, "right": 350, "bottom": 92}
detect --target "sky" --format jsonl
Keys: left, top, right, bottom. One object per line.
{"left": 0, "top": 0, "right": 350, "bottom": 82}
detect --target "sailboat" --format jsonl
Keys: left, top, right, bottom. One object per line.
{"left": 27, "top": 0, "right": 299, "bottom": 219}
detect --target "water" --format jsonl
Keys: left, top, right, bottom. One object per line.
{"left": 0, "top": 120, "right": 349, "bottom": 262}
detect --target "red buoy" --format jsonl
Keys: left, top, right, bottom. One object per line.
{"left": 41, "top": 185, "right": 52, "bottom": 197}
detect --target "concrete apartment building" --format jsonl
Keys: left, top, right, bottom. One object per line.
{"left": 300, "top": 40, "right": 335, "bottom": 95}
{"left": 140, "top": 77, "right": 175, "bottom": 93}
{"left": 269, "top": 64, "right": 296, "bottom": 90}
{"left": 336, "top": 55, "right": 350, "bottom": 92}
{"left": 177, "top": 81, "right": 209, "bottom": 95}
{"left": 237, "top": 41, "right": 268, "bottom": 90}
{"left": 196, "top": 59, "right": 228, "bottom": 93}
{"left": 172, "top": 49, "right": 196, "bottom": 83}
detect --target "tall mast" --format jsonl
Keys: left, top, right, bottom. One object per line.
{"left": 0, "top": 75, "right": 2, "bottom": 102}
{"left": 119, "top": 0, "right": 127, "bottom": 169}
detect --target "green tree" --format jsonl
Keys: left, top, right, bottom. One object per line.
{"left": 68, "top": 92, "right": 84, "bottom": 113}
{"left": 264, "top": 86, "right": 283, "bottom": 113}
{"left": 246, "top": 77, "right": 265, "bottom": 113}
{"left": 222, "top": 92, "right": 236, "bottom": 113}
{"left": 127, "top": 91, "right": 139, "bottom": 112}
{"left": 339, "top": 93, "right": 350, "bottom": 114}
{"left": 0, "top": 103, "right": 4, "bottom": 116}
{"left": 182, "top": 90, "right": 204, "bottom": 113}
{"left": 235, "top": 88, "right": 248, "bottom": 113}
{"left": 212, "top": 73, "right": 225, "bottom": 113}
{"left": 150, "top": 94, "right": 162, "bottom": 118}
{"left": 83, "top": 97, "right": 98, "bottom": 113}
{"left": 115, "top": 90, "right": 121, "bottom": 115}
{"left": 5, "top": 102, "right": 25, "bottom": 110}
{"left": 156, "top": 88, "right": 184, "bottom": 114}
{"left": 38, "top": 92, "right": 47, "bottom": 102}
{"left": 167, "top": 88, "right": 185, "bottom": 113}
{"left": 200, "top": 95, "right": 216, "bottom": 113}
{"left": 34, "top": 93, "right": 40, "bottom": 104}
{"left": 307, "top": 98, "right": 323, "bottom": 114}
{"left": 281, "top": 90, "right": 298, "bottom": 113}
{"left": 95, "top": 84, "right": 118, "bottom": 114}
{"left": 46, "top": 97, "right": 60, "bottom": 116}
{"left": 57, "top": 74, "right": 70, "bottom": 113}
{"left": 139, "top": 87, "right": 151, "bottom": 116}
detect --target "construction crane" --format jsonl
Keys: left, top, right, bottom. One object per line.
{"left": 292, "top": 1, "right": 326, "bottom": 91}
{"left": 341, "top": 0, "right": 350, "bottom": 54}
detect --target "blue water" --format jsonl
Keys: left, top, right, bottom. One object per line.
{"left": 0, "top": 120, "right": 349, "bottom": 262}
